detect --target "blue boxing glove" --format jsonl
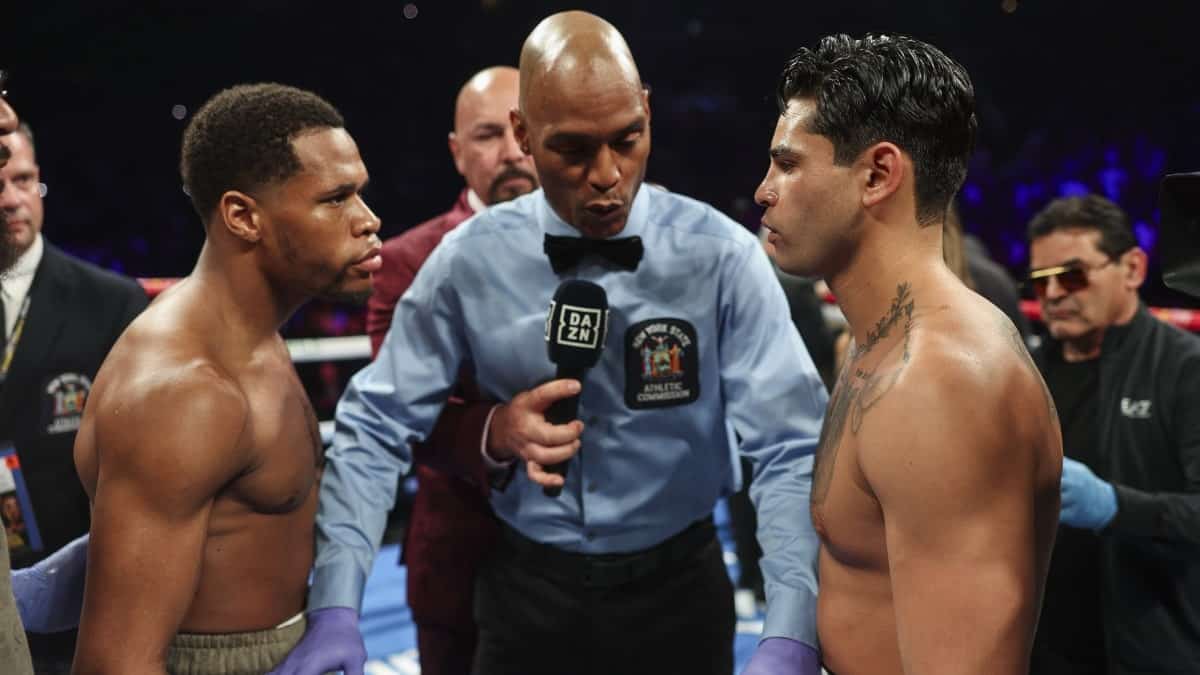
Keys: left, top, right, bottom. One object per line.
{"left": 13, "top": 533, "right": 88, "bottom": 633}
{"left": 742, "top": 637, "right": 821, "bottom": 675}
{"left": 268, "top": 606, "right": 365, "bottom": 675}
{"left": 1059, "top": 457, "right": 1117, "bottom": 531}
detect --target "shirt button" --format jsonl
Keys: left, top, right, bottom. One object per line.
{"left": 587, "top": 482, "right": 598, "bottom": 494}
{"left": 585, "top": 531, "right": 596, "bottom": 541}
{"left": 587, "top": 416, "right": 600, "bottom": 425}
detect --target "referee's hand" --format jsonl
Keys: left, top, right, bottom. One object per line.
{"left": 486, "top": 379, "right": 585, "bottom": 488}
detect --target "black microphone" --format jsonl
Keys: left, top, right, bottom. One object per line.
{"left": 542, "top": 279, "right": 609, "bottom": 497}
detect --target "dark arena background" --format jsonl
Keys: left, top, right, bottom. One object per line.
{"left": 6, "top": 1, "right": 1199, "bottom": 672}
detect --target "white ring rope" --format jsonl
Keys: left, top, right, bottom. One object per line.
{"left": 285, "top": 336, "right": 372, "bottom": 445}
{"left": 319, "top": 420, "right": 336, "bottom": 447}
{"left": 287, "top": 335, "right": 372, "bottom": 363}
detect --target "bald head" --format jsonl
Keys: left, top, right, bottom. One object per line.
{"left": 518, "top": 11, "right": 642, "bottom": 121}
{"left": 510, "top": 11, "right": 651, "bottom": 238}
{"left": 454, "top": 66, "right": 519, "bottom": 134}
{"left": 448, "top": 65, "right": 537, "bottom": 205}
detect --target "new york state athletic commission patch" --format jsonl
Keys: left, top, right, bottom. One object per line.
{"left": 624, "top": 318, "right": 699, "bottom": 410}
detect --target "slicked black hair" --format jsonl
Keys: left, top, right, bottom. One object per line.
{"left": 776, "top": 34, "right": 977, "bottom": 225}
{"left": 180, "top": 83, "right": 344, "bottom": 221}
{"left": 1027, "top": 194, "right": 1137, "bottom": 259}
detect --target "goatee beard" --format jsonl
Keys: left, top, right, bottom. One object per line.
{"left": 487, "top": 167, "right": 538, "bottom": 205}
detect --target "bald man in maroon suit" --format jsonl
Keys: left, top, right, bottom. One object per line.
{"left": 365, "top": 65, "right": 537, "bottom": 675}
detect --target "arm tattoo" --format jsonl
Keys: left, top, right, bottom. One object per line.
{"left": 814, "top": 283, "right": 915, "bottom": 505}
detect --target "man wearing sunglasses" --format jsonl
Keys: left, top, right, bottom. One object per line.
{"left": 1027, "top": 193, "right": 1200, "bottom": 674}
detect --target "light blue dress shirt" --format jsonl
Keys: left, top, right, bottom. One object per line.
{"left": 312, "top": 185, "right": 828, "bottom": 646}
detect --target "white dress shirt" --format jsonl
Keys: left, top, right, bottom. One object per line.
{"left": 1, "top": 234, "right": 43, "bottom": 340}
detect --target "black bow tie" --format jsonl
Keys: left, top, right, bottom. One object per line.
{"left": 544, "top": 233, "right": 644, "bottom": 274}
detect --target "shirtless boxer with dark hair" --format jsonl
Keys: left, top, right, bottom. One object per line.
{"left": 71, "top": 83, "right": 380, "bottom": 674}
{"left": 751, "top": 34, "right": 1062, "bottom": 674}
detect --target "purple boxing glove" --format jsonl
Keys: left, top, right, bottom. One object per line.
{"left": 742, "top": 637, "right": 821, "bottom": 675}
{"left": 13, "top": 533, "right": 88, "bottom": 633}
{"left": 268, "top": 607, "right": 366, "bottom": 675}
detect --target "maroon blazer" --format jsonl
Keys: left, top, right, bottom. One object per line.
{"left": 367, "top": 189, "right": 499, "bottom": 627}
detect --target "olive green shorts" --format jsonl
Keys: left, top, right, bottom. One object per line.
{"left": 166, "top": 613, "right": 312, "bottom": 675}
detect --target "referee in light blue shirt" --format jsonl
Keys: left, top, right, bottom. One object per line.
{"left": 292, "top": 12, "right": 828, "bottom": 675}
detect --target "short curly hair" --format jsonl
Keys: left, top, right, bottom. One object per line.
{"left": 180, "top": 83, "right": 344, "bottom": 221}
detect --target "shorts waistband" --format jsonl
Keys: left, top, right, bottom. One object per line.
{"left": 171, "top": 615, "right": 307, "bottom": 650}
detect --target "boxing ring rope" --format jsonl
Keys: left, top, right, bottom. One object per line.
{"left": 136, "top": 276, "right": 1200, "bottom": 446}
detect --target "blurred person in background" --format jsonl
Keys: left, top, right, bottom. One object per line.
{"left": 363, "top": 65, "right": 537, "bottom": 675}
{"left": 1027, "top": 194, "right": 1200, "bottom": 674}
{"left": 950, "top": 203, "right": 1031, "bottom": 340}
{"left": 0, "top": 120, "right": 147, "bottom": 673}
{"left": 0, "top": 68, "right": 34, "bottom": 675}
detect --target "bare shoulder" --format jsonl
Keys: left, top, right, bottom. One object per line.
{"left": 909, "top": 291, "right": 1052, "bottom": 418}
{"left": 90, "top": 321, "right": 251, "bottom": 490}
{"left": 856, "top": 292, "right": 1056, "bottom": 499}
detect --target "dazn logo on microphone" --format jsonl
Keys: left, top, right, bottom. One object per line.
{"left": 555, "top": 304, "right": 604, "bottom": 349}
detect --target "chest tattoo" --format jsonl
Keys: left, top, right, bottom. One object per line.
{"left": 813, "top": 283, "right": 915, "bottom": 505}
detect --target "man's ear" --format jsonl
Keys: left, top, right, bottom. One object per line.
{"left": 448, "top": 130, "right": 467, "bottom": 177}
{"left": 860, "top": 142, "right": 905, "bottom": 210}
{"left": 511, "top": 109, "right": 531, "bottom": 155}
{"left": 1123, "top": 246, "right": 1149, "bottom": 290}
{"left": 217, "top": 190, "right": 262, "bottom": 243}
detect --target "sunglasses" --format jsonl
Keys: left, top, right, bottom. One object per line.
{"left": 1026, "top": 258, "right": 1116, "bottom": 299}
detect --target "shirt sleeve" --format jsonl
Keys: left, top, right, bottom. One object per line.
{"left": 371, "top": 234, "right": 497, "bottom": 494}
{"left": 1106, "top": 348, "right": 1200, "bottom": 558}
{"left": 717, "top": 235, "right": 829, "bottom": 648}
{"left": 309, "top": 243, "right": 469, "bottom": 611}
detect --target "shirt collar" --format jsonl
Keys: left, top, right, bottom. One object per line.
{"left": 1101, "top": 302, "right": 1150, "bottom": 353}
{"left": 536, "top": 185, "right": 651, "bottom": 240}
{"left": 465, "top": 189, "right": 486, "bottom": 215}
{"left": 3, "top": 234, "right": 43, "bottom": 283}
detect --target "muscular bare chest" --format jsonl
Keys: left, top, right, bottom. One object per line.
{"left": 223, "top": 358, "right": 322, "bottom": 516}
{"left": 812, "top": 420, "right": 888, "bottom": 570}
{"left": 814, "top": 286, "right": 919, "bottom": 569}
{"left": 812, "top": 358, "right": 908, "bottom": 570}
